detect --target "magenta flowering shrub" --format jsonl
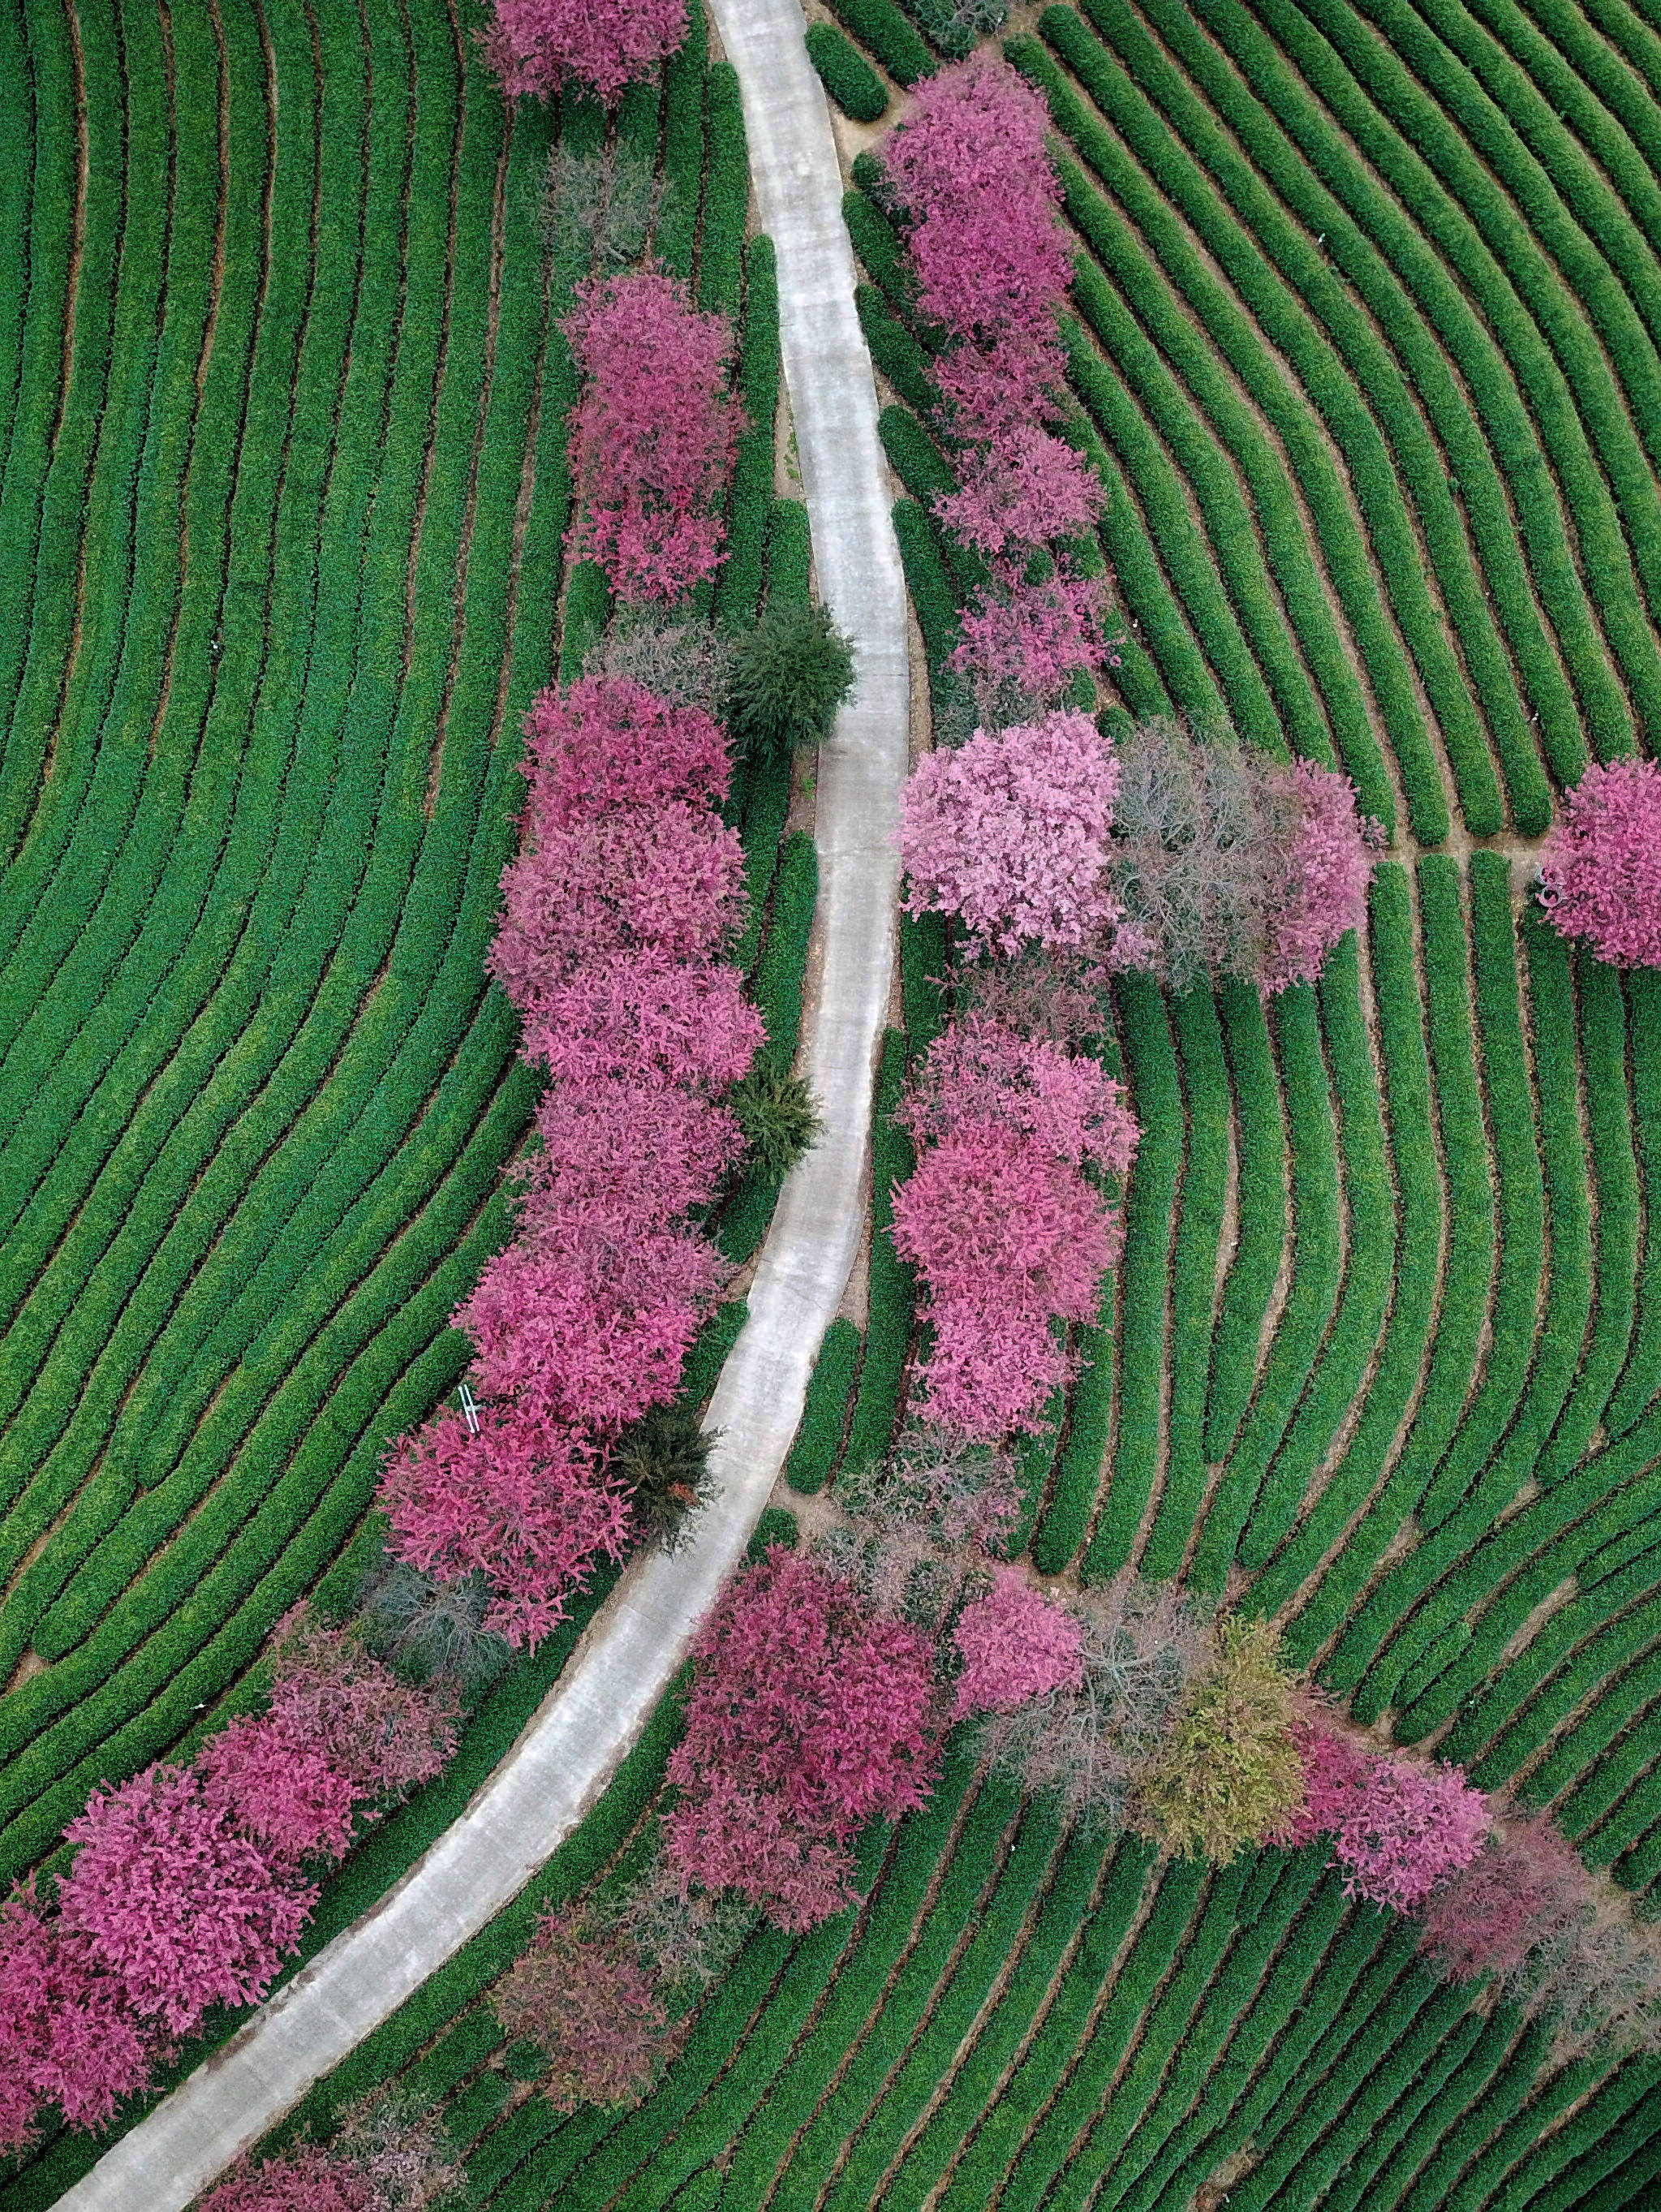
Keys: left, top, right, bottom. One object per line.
{"left": 380, "top": 1404, "right": 633, "bottom": 1650}
{"left": 57, "top": 1764, "right": 314, "bottom": 2041}
{"left": 197, "top": 1720, "right": 361, "bottom": 1871}
{"left": 1538, "top": 754, "right": 1661, "bottom": 967}
{"left": 480, "top": 0, "right": 687, "bottom": 105}
{"left": 665, "top": 1549, "right": 941, "bottom": 1930}
{"left": 197, "top": 2149, "right": 373, "bottom": 2212}
{"left": 562, "top": 272, "right": 742, "bottom": 604}
{"left": 898, "top": 712, "right": 1124, "bottom": 958}
{"left": 1287, "top": 1721, "right": 1491, "bottom": 1913}
{"left": 891, "top": 1018, "right": 1137, "bottom": 1440}
{"left": 953, "top": 1570, "right": 1085, "bottom": 1717}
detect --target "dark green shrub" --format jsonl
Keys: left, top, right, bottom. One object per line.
{"left": 613, "top": 1406, "right": 717, "bottom": 1555}
{"left": 727, "top": 1057, "right": 823, "bottom": 1181}
{"left": 726, "top": 600, "right": 856, "bottom": 759}
{"left": 806, "top": 24, "right": 889, "bottom": 121}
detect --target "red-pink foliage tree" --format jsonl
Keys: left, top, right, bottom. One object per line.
{"left": 949, "top": 570, "right": 1117, "bottom": 713}
{"left": 953, "top": 1570, "right": 1085, "bottom": 1718}
{"left": 380, "top": 1403, "right": 632, "bottom": 1650}
{"left": 262, "top": 1609, "right": 458, "bottom": 1804}
{"left": 934, "top": 428, "right": 1104, "bottom": 570}
{"left": 520, "top": 1078, "right": 742, "bottom": 1246}
{"left": 480, "top": 0, "right": 687, "bottom": 105}
{"left": 1258, "top": 758, "right": 1385, "bottom": 994}
{"left": 900, "top": 1014, "right": 1138, "bottom": 1177}
{"left": 505, "top": 949, "right": 763, "bottom": 1098}
{"left": 196, "top": 2145, "right": 374, "bottom": 2212}
{"left": 0, "top": 1886, "right": 157, "bottom": 2150}
{"left": 899, "top": 712, "right": 1125, "bottom": 959}
{"left": 665, "top": 1548, "right": 941, "bottom": 1929}
{"left": 1538, "top": 754, "right": 1661, "bottom": 968}
{"left": 198, "top": 1719, "right": 361, "bottom": 1871}
{"left": 513, "top": 673, "right": 734, "bottom": 828}
{"left": 1285, "top": 1721, "right": 1491, "bottom": 1913}
{"left": 493, "top": 1909, "right": 671, "bottom": 2112}
{"left": 1416, "top": 1814, "right": 1584, "bottom": 1982}
{"left": 57, "top": 1763, "right": 312, "bottom": 2040}
{"left": 890, "top": 1018, "right": 1137, "bottom": 1440}
{"left": 562, "top": 272, "right": 742, "bottom": 604}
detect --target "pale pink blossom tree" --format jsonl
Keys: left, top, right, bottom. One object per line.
{"left": 899, "top": 712, "right": 1125, "bottom": 958}
{"left": 562, "top": 272, "right": 742, "bottom": 604}
{"left": 1258, "top": 757, "right": 1386, "bottom": 994}
{"left": 666, "top": 1548, "right": 940, "bottom": 1928}
{"left": 889, "top": 1018, "right": 1137, "bottom": 1440}
{"left": 1538, "top": 754, "right": 1661, "bottom": 967}
{"left": 480, "top": 0, "right": 688, "bottom": 110}
{"left": 57, "top": 1764, "right": 312, "bottom": 2041}
{"left": 379, "top": 1402, "right": 632, "bottom": 1649}
{"left": 953, "top": 1571, "right": 1085, "bottom": 1717}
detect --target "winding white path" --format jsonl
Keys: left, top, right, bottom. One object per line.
{"left": 53, "top": 12, "right": 907, "bottom": 2207}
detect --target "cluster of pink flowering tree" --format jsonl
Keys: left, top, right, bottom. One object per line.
{"left": 1537, "top": 754, "right": 1661, "bottom": 967}
{"left": 880, "top": 55, "right": 1116, "bottom": 713}
{"left": 665, "top": 1547, "right": 942, "bottom": 1930}
{"left": 562, "top": 272, "right": 743, "bottom": 605}
{"left": 378, "top": 677, "right": 760, "bottom": 1646}
{"left": 201, "top": 2094, "right": 465, "bottom": 2211}
{"left": 0, "top": 1615, "right": 455, "bottom": 2152}
{"left": 480, "top": 0, "right": 687, "bottom": 108}
{"left": 890, "top": 1013, "right": 1138, "bottom": 1440}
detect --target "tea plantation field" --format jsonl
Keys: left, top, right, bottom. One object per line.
{"left": 0, "top": 0, "right": 800, "bottom": 2023}
{"left": 7, "top": 0, "right": 1661, "bottom": 2203}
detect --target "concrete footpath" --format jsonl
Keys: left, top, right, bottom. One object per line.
{"left": 53, "top": 7, "right": 907, "bottom": 2206}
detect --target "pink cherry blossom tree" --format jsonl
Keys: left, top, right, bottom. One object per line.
{"left": 57, "top": 1763, "right": 312, "bottom": 2041}
{"left": 953, "top": 1570, "right": 1085, "bottom": 1717}
{"left": 197, "top": 1719, "right": 362, "bottom": 1871}
{"left": 1538, "top": 754, "right": 1661, "bottom": 967}
{"left": 665, "top": 1548, "right": 941, "bottom": 1928}
{"left": 379, "top": 1401, "right": 633, "bottom": 1649}
{"left": 898, "top": 712, "right": 1125, "bottom": 959}
{"left": 889, "top": 1018, "right": 1137, "bottom": 1440}
{"left": 480, "top": 0, "right": 688, "bottom": 110}
{"left": 562, "top": 271, "right": 743, "bottom": 605}
{"left": 1258, "top": 756, "right": 1386, "bottom": 994}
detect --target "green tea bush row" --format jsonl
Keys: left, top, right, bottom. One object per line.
{"left": 784, "top": 1318, "right": 863, "bottom": 1494}
{"left": 1238, "top": 939, "right": 1394, "bottom": 1573}
{"left": 696, "top": 63, "right": 747, "bottom": 322}
{"left": 715, "top": 237, "right": 781, "bottom": 627}
{"left": 806, "top": 23, "right": 890, "bottom": 121}
{"left": 1065, "top": 0, "right": 1562, "bottom": 831}
{"left": 1232, "top": 0, "right": 1661, "bottom": 754}
{"left": 822, "top": 0, "right": 936, "bottom": 85}
{"left": 1137, "top": 990, "right": 1229, "bottom": 1582}
{"left": 1082, "top": 976, "right": 1179, "bottom": 1581}
{"left": 1259, "top": 880, "right": 1439, "bottom": 1638}
{"left": 843, "top": 1031, "right": 919, "bottom": 1473}
{"left": 1190, "top": 988, "right": 1342, "bottom": 1592}
{"left": 932, "top": 1840, "right": 1160, "bottom": 2212}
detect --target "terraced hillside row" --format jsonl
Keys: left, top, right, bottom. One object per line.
{"left": 0, "top": 0, "right": 808, "bottom": 1902}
